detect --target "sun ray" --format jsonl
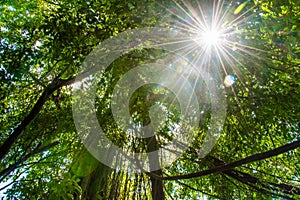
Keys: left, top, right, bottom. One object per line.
{"left": 217, "top": 53, "right": 251, "bottom": 95}
{"left": 228, "top": 4, "right": 258, "bottom": 27}
{"left": 152, "top": 41, "right": 206, "bottom": 113}
{"left": 212, "top": 0, "right": 224, "bottom": 28}
{"left": 223, "top": 40, "right": 273, "bottom": 64}
{"left": 154, "top": 1, "right": 201, "bottom": 35}
{"left": 215, "top": 47, "right": 229, "bottom": 76}
{"left": 194, "top": 0, "right": 211, "bottom": 30}
{"left": 226, "top": 40, "right": 274, "bottom": 55}
{"left": 181, "top": 0, "right": 209, "bottom": 31}
{"left": 213, "top": 0, "right": 233, "bottom": 29}
{"left": 171, "top": 0, "right": 207, "bottom": 31}
{"left": 218, "top": 45, "right": 249, "bottom": 80}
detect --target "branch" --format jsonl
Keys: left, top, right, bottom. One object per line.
{"left": 162, "top": 140, "right": 300, "bottom": 180}
{"left": 224, "top": 170, "right": 295, "bottom": 200}
{"left": 175, "top": 180, "right": 225, "bottom": 200}
{"left": 0, "top": 141, "right": 60, "bottom": 178}
{"left": 0, "top": 77, "right": 74, "bottom": 161}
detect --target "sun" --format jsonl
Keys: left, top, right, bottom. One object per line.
{"left": 200, "top": 28, "right": 222, "bottom": 47}
{"left": 193, "top": 26, "right": 225, "bottom": 51}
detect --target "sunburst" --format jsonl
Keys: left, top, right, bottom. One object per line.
{"left": 154, "top": 0, "right": 270, "bottom": 86}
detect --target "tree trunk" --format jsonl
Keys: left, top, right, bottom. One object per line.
{"left": 146, "top": 136, "right": 164, "bottom": 200}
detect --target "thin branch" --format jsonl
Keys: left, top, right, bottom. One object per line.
{"left": 162, "top": 140, "right": 300, "bottom": 180}
{"left": 0, "top": 141, "right": 60, "bottom": 177}
{"left": 241, "top": 166, "right": 300, "bottom": 183}
{"left": 176, "top": 180, "right": 224, "bottom": 200}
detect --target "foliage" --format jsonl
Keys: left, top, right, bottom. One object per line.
{"left": 0, "top": 0, "right": 299, "bottom": 199}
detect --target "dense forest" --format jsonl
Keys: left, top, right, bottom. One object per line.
{"left": 0, "top": 0, "right": 299, "bottom": 199}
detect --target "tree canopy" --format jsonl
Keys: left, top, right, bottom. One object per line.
{"left": 0, "top": 0, "right": 299, "bottom": 199}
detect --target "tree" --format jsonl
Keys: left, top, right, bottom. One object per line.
{"left": 0, "top": 0, "right": 299, "bottom": 199}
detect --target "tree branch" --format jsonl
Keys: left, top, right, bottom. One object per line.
{"left": 0, "top": 141, "right": 60, "bottom": 178}
{"left": 175, "top": 180, "right": 225, "bottom": 200}
{"left": 0, "top": 76, "right": 74, "bottom": 161}
{"left": 162, "top": 140, "right": 300, "bottom": 180}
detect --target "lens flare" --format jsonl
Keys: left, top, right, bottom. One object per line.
{"left": 224, "top": 74, "right": 236, "bottom": 87}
